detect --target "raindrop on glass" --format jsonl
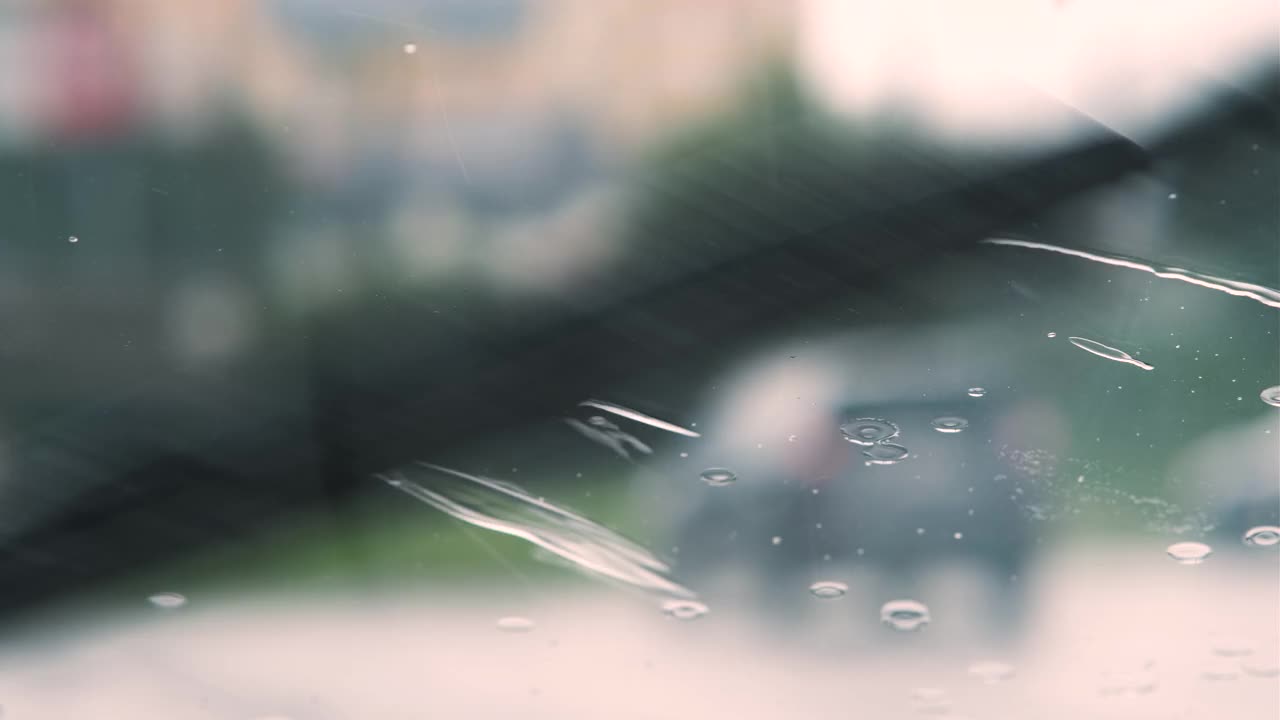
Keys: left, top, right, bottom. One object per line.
{"left": 1260, "top": 386, "right": 1280, "bottom": 408}
{"left": 808, "top": 580, "right": 848, "bottom": 599}
{"left": 1166, "top": 541, "right": 1212, "bottom": 565}
{"left": 839, "top": 417, "right": 900, "bottom": 445}
{"left": 771, "top": 536, "right": 783, "bottom": 546}
{"left": 1046, "top": 332, "right": 1056, "bottom": 338}
{"left": 699, "top": 467, "right": 737, "bottom": 487}
{"left": 1243, "top": 525, "right": 1280, "bottom": 547}
{"left": 1201, "top": 661, "right": 1240, "bottom": 681}
{"left": 967, "top": 660, "right": 1016, "bottom": 684}
{"left": 1210, "top": 635, "right": 1253, "bottom": 658}
{"left": 660, "top": 599, "right": 709, "bottom": 621}
{"left": 403, "top": 42, "right": 418, "bottom": 54}
{"left": 862, "top": 442, "right": 909, "bottom": 465}
{"left": 880, "top": 598, "right": 930, "bottom": 632}
{"left": 1068, "top": 336, "right": 1154, "bottom": 371}
{"left": 931, "top": 416, "right": 969, "bottom": 434}
{"left": 67, "top": 235, "right": 79, "bottom": 244}
{"left": 148, "top": 592, "right": 187, "bottom": 609}
{"left": 966, "top": 387, "right": 987, "bottom": 397}
{"left": 496, "top": 616, "right": 535, "bottom": 633}
{"left": 1242, "top": 655, "right": 1280, "bottom": 678}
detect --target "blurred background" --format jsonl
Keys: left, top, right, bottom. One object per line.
{"left": 0, "top": 1, "right": 1276, "bottom": 718}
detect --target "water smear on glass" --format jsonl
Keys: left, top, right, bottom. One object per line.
{"left": 379, "top": 462, "right": 695, "bottom": 599}
{"left": 563, "top": 417, "right": 653, "bottom": 460}
{"left": 983, "top": 238, "right": 1280, "bottom": 310}
{"left": 1067, "top": 336, "right": 1154, "bottom": 371}
{"left": 578, "top": 399, "right": 701, "bottom": 438}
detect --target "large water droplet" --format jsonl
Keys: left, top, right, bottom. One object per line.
{"left": 809, "top": 580, "right": 848, "bottom": 599}
{"left": 840, "top": 417, "right": 900, "bottom": 445}
{"left": 967, "top": 660, "right": 1016, "bottom": 684}
{"left": 862, "top": 442, "right": 909, "bottom": 465}
{"left": 1068, "top": 336, "right": 1154, "bottom": 370}
{"left": 699, "top": 467, "right": 737, "bottom": 487}
{"left": 147, "top": 592, "right": 187, "bottom": 609}
{"left": 1243, "top": 525, "right": 1280, "bottom": 547}
{"left": 931, "top": 416, "right": 969, "bottom": 434}
{"left": 496, "top": 616, "right": 535, "bottom": 633}
{"left": 880, "top": 599, "right": 930, "bottom": 632}
{"left": 967, "top": 387, "right": 987, "bottom": 397}
{"left": 1166, "top": 541, "right": 1212, "bottom": 564}
{"left": 661, "top": 599, "right": 709, "bottom": 621}
{"left": 1260, "top": 386, "right": 1280, "bottom": 408}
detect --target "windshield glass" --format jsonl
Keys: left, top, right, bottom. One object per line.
{"left": 0, "top": 2, "right": 1276, "bottom": 719}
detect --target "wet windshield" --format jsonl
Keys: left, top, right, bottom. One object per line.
{"left": 0, "top": 2, "right": 1276, "bottom": 719}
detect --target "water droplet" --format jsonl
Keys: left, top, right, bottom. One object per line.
{"left": 1068, "top": 336, "right": 1154, "bottom": 370}
{"left": 67, "top": 235, "right": 79, "bottom": 244}
{"left": 1242, "top": 654, "right": 1280, "bottom": 678}
{"left": 953, "top": 532, "right": 964, "bottom": 540}
{"left": 1243, "top": 525, "right": 1280, "bottom": 547}
{"left": 660, "top": 599, "right": 708, "bottom": 621}
{"left": 1045, "top": 332, "right": 1057, "bottom": 338}
{"left": 699, "top": 467, "right": 737, "bottom": 487}
{"left": 1166, "top": 541, "right": 1212, "bottom": 565}
{"left": 838, "top": 418, "right": 899, "bottom": 446}
{"left": 771, "top": 536, "right": 783, "bottom": 546}
{"left": 496, "top": 616, "right": 535, "bottom": 633}
{"left": 1168, "top": 192, "right": 1178, "bottom": 199}
{"left": 931, "top": 416, "right": 969, "bottom": 433}
{"left": 679, "top": 452, "right": 689, "bottom": 458}
{"left": 880, "top": 599, "right": 930, "bottom": 632}
{"left": 862, "top": 442, "right": 909, "bottom": 465}
{"left": 1260, "top": 386, "right": 1280, "bottom": 408}
{"left": 587, "top": 415, "right": 614, "bottom": 428}
{"left": 808, "top": 580, "right": 848, "bottom": 599}
{"left": 967, "top": 660, "right": 1016, "bottom": 684}
{"left": 1210, "top": 635, "right": 1253, "bottom": 657}
{"left": 147, "top": 592, "right": 187, "bottom": 609}
{"left": 966, "top": 387, "right": 987, "bottom": 397}
{"left": 403, "top": 42, "right": 418, "bottom": 54}
{"left": 1201, "top": 661, "right": 1240, "bottom": 681}
{"left": 787, "top": 434, "right": 798, "bottom": 442}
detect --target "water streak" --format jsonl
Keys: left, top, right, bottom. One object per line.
{"left": 983, "top": 238, "right": 1280, "bottom": 310}
{"left": 1068, "top": 336, "right": 1154, "bottom": 370}
{"left": 563, "top": 418, "right": 653, "bottom": 460}
{"left": 578, "top": 399, "right": 701, "bottom": 438}
{"left": 379, "top": 462, "right": 695, "bottom": 598}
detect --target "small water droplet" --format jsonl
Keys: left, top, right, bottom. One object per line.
{"left": 771, "top": 536, "right": 783, "bottom": 546}
{"left": 1242, "top": 654, "right": 1280, "bottom": 678}
{"left": 1243, "top": 525, "right": 1280, "bottom": 547}
{"left": 1168, "top": 192, "right": 1178, "bottom": 199}
{"left": 1260, "top": 386, "right": 1280, "bottom": 408}
{"left": 787, "top": 434, "right": 798, "bottom": 442}
{"left": 403, "top": 42, "right": 418, "bottom": 54}
{"left": 1166, "top": 541, "right": 1212, "bottom": 564}
{"left": 840, "top": 417, "right": 900, "bottom": 445}
{"left": 1201, "top": 661, "right": 1240, "bottom": 681}
{"left": 966, "top": 387, "right": 987, "bottom": 397}
{"left": 67, "top": 235, "right": 79, "bottom": 244}
{"left": 862, "top": 442, "right": 909, "bottom": 465}
{"left": 953, "top": 532, "right": 964, "bottom": 540}
{"left": 808, "top": 580, "right": 848, "bottom": 599}
{"left": 967, "top": 660, "right": 1016, "bottom": 684}
{"left": 699, "top": 467, "right": 737, "bottom": 487}
{"left": 1068, "top": 336, "right": 1154, "bottom": 370}
{"left": 496, "top": 616, "right": 535, "bottom": 633}
{"left": 880, "top": 599, "right": 930, "bottom": 632}
{"left": 679, "top": 452, "right": 689, "bottom": 458}
{"left": 1210, "top": 635, "right": 1253, "bottom": 658}
{"left": 148, "top": 592, "right": 187, "bottom": 609}
{"left": 1046, "top": 332, "right": 1057, "bottom": 338}
{"left": 916, "top": 527, "right": 926, "bottom": 535}
{"left": 931, "top": 416, "right": 969, "bottom": 433}
{"left": 660, "top": 599, "right": 708, "bottom": 621}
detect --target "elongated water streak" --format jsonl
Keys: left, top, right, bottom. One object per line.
{"left": 379, "top": 462, "right": 695, "bottom": 599}
{"left": 578, "top": 399, "right": 701, "bottom": 438}
{"left": 983, "top": 238, "right": 1280, "bottom": 310}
